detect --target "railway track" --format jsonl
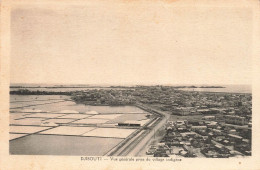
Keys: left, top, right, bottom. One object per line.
{"left": 108, "top": 116, "right": 162, "bottom": 156}
{"left": 116, "top": 130, "right": 149, "bottom": 156}
{"left": 104, "top": 104, "right": 168, "bottom": 157}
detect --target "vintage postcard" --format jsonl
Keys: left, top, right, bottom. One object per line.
{"left": 0, "top": 0, "right": 260, "bottom": 169}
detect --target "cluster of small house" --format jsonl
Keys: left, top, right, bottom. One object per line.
{"left": 132, "top": 86, "right": 251, "bottom": 120}
{"left": 72, "top": 89, "right": 136, "bottom": 105}
{"left": 71, "top": 87, "right": 252, "bottom": 126}
{"left": 147, "top": 118, "right": 251, "bottom": 157}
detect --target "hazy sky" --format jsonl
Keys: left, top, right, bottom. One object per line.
{"left": 11, "top": 1, "right": 253, "bottom": 85}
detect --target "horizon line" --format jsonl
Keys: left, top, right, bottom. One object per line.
{"left": 10, "top": 83, "right": 252, "bottom": 86}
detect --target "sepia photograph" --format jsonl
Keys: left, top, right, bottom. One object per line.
{"left": 1, "top": 0, "right": 260, "bottom": 169}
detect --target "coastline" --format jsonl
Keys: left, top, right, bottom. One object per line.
{"left": 176, "top": 89, "right": 252, "bottom": 95}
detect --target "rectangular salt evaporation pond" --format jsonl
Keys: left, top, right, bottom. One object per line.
{"left": 24, "top": 101, "right": 77, "bottom": 112}
{"left": 24, "top": 113, "right": 66, "bottom": 119}
{"left": 27, "top": 103, "right": 148, "bottom": 114}
{"left": 16, "top": 95, "right": 148, "bottom": 114}
{"left": 39, "top": 126, "right": 95, "bottom": 136}
{"left": 10, "top": 95, "right": 40, "bottom": 102}
{"left": 87, "top": 106, "right": 148, "bottom": 114}
{"left": 11, "top": 108, "right": 47, "bottom": 113}
{"left": 10, "top": 100, "right": 66, "bottom": 109}
{"left": 10, "top": 118, "right": 46, "bottom": 126}
{"left": 10, "top": 95, "right": 70, "bottom": 102}
{"left": 10, "top": 103, "right": 29, "bottom": 109}
{"left": 42, "top": 118, "right": 75, "bottom": 124}
{"left": 71, "top": 118, "right": 109, "bottom": 124}
{"left": 59, "top": 114, "right": 92, "bottom": 119}
{"left": 82, "top": 128, "right": 136, "bottom": 138}
{"left": 10, "top": 113, "right": 32, "bottom": 120}
{"left": 10, "top": 126, "right": 52, "bottom": 134}
{"left": 10, "top": 134, "right": 123, "bottom": 155}
{"left": 89, "top": 114, "right": 123, "bottom": 120}
{"left": 10, "top": 134, "right": 29, "bottom": 140}
{"left": 106, "top": 113, "right": 149, "bottom": 124}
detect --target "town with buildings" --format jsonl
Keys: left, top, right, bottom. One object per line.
{"left": 10, "top": 85, "right": 252, "bottom": 157}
